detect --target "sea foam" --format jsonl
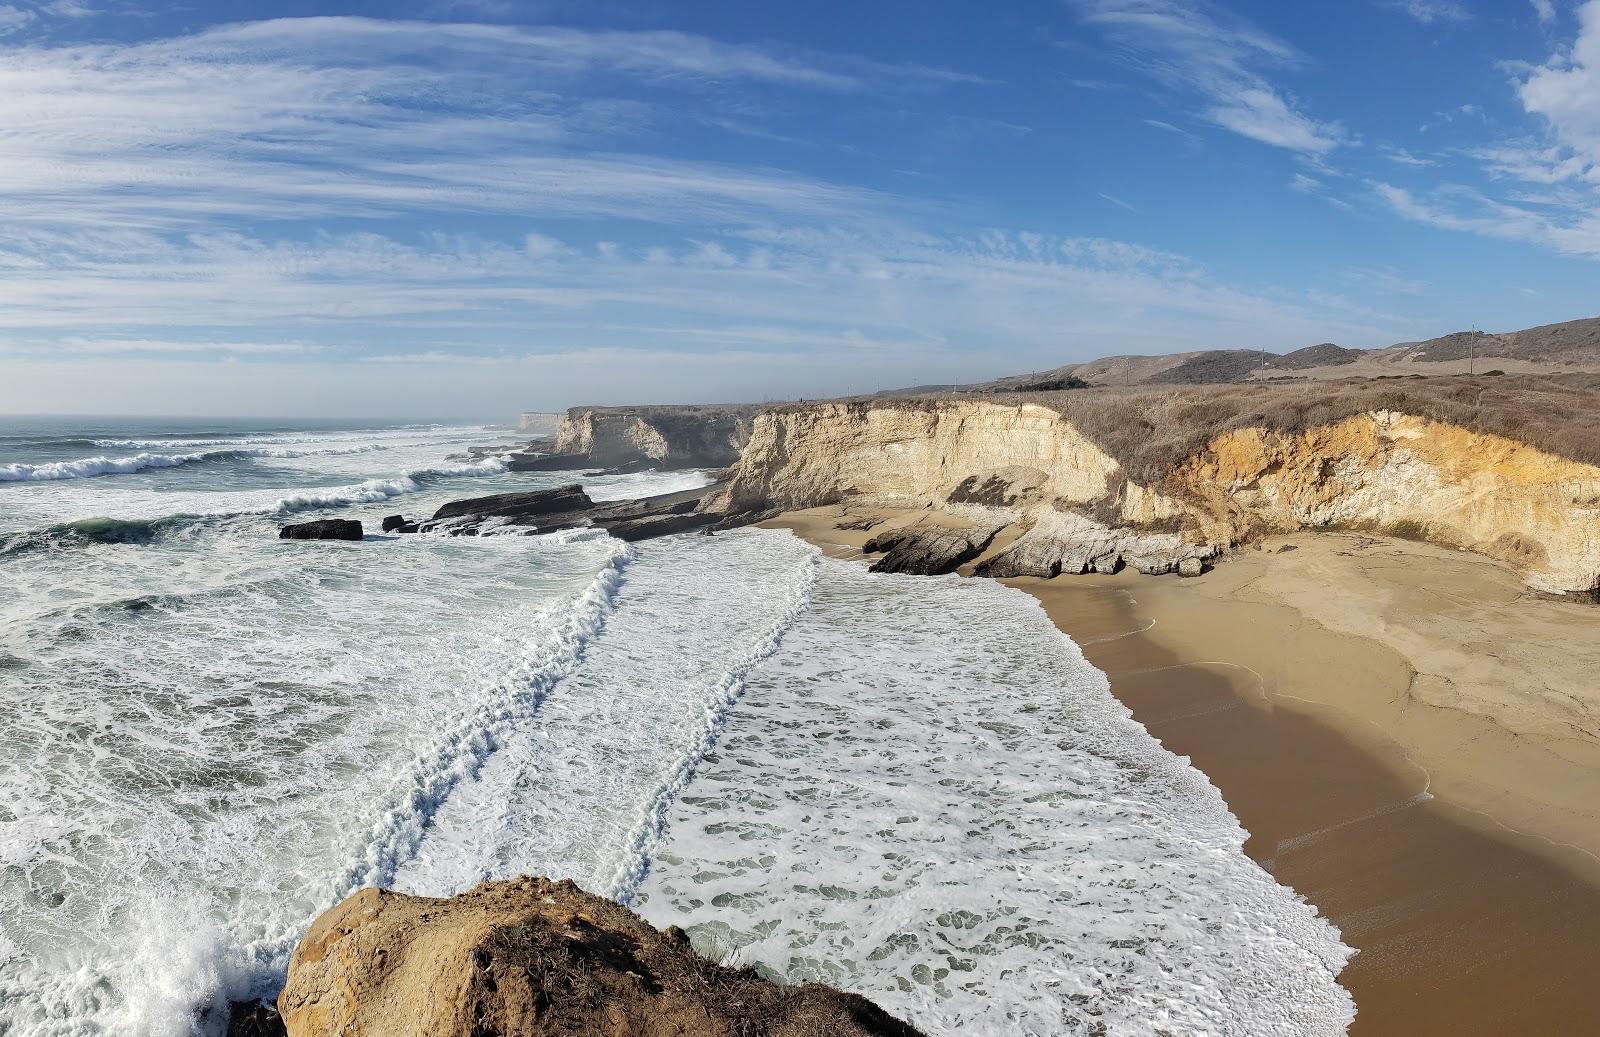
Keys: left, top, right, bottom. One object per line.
{"left": 0, "top": 445, "right": 385, "bottom": 483}
{"left": 634, "top": 542, "right": 1356, "bottom": 1037}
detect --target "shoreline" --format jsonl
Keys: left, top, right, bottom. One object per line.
{"left": 764, "top": 506, "right": 1600, "bottom": 1035}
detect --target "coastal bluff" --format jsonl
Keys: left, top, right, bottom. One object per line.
{"left": 700, "top": 380, "right": 1600, "bottom": 595}
{"left": 265, "top": 876, "right": 923, "bottom": 1037}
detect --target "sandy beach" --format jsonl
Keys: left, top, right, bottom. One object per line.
{"left": 766, "top": 506, "right": 1600, "bottom": 1035}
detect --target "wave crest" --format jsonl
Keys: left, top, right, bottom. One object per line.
{"left": 0, "top": 445, "right": 385, "bottom": 483}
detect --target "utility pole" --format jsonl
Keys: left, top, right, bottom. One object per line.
{"left": 1469, "top": 323, "right": 1477, "bottom": 378}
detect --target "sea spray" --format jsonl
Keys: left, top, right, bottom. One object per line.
{"left": 0, "top": 444, "right": 388, "bottom": 483}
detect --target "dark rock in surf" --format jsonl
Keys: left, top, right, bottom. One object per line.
{"left": 603, "top": 512, "right": 719, "bottom": 541}
{"left": 380, "top": 515, "right": 408, "bottom": 533}
{"left": 226, "top": 1001, "right": 287, "bottom": 1037}
{"left": 431, "top": 484, "right": 592, "bottom": 522}
{"left": 504, "top": 452, "right": 590, "bottom": 472}
{"left": 278, "top": 520, "right": 363, "bottom": 541}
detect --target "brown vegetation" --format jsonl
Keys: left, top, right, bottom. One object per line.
{"left": 773, "top": 374, "right": 1600, "bottom": 482}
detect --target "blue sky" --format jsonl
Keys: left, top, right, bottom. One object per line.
{"left": 0, "top": 0, "right": 1597, "bottom": 417}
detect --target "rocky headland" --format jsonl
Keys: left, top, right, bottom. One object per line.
{"left": 504, "top": 404, "right": 761, "bottom": 473}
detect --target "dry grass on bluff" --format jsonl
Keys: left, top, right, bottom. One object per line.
{"left": 775, "top": 374, "right": 1600, "bottom": 483}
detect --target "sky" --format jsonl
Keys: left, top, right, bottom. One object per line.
{"left": 1, "top": 0, "right": 1598, "bottom": 417}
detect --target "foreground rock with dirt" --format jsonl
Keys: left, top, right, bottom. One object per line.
{"left": 272, "top": 876, "right": 924, "bottom": 1037}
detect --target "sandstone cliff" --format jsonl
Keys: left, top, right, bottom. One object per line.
{"left": 709, "top": 398, "right": 1600, "bottom": 594}
{"left": 552, "top": 405, "right": 760, "bottom": 469}
{"left": 275, "top": 876, "right": 922, "bottom": 1037}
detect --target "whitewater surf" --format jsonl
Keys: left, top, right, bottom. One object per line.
{"left": 0, "top": 418, "right": 1351, "bottom": 1037}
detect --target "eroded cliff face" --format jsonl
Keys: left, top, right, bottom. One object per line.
{"left": 714, "top": 400, "right": 1600, "bottom": 593}
{"left": 718, "top": 403, "right": 1184, "bottom": 521}
{"left": 554, "top": 406, "right": 757, "bottom": 468}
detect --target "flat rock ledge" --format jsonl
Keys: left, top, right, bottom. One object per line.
{"left": 269, "top": 876, "right": 925, "bottom": 1037}
{"left": 863, "top": 517, "right": 1005, "bottom": 576}
{"left": 975, "top": 511, "right": 1218, "bottom": 579}
{"left": 391, "top": 482, "right": 728, "bottom": 542}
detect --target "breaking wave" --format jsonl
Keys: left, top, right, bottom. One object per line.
{"left": 0, "top": 515, "right": 195, "bottom": 555}
{"left": 0, "top": 445, "right": 383, "bottom": 483}
{"left": 269, "top": 457, "right": 510, "bottom": 514}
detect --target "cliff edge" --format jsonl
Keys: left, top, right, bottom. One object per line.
{"left": 708, "top": 382, "right": 1600, "bottom": 595}
{"left": 548, "top": 405, "right": 762, "bottom": 469}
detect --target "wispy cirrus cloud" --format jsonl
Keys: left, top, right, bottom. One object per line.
{"left": 1380, "top": 1, "right": 1600, "bottom": 257}
{"left": 0, "top": 16, "right": 964, "bottom": 234}
{"left": 1388, "top": 0, "right": 1472, "bottom": 25}
{"left": 0, "top": 222, "right": 1413, "bottom": 363}
{"left": 0, "top": 10, "right": 1439, "bottom": 417}
{"left": 1068, "top": 0, "right": 1345, "bottom": 155}
{"left": 1376, "top": 181, "right": 1600, "bottom": 255}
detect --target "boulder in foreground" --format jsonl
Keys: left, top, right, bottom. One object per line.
{"left": 278, "top": 520, "right": 363, "bottom": 541}
{"left": 277, "top": 876, "right": 924, "bottom": 1037}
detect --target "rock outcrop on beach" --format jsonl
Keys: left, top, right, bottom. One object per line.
{"left": 975, "top": 510, "right": 1216, "bottom": 578}
{"left": 278, "top": 519, "right": 363, "bottom": 541}
{"left": 275, "top": 876, "right": 924, "bottom": 1037}
{"left": 861, "top": 516, "right": 1004, "bottom": 575}
{"left": 705, "top": 388, "right": 1600, "bottom": 594}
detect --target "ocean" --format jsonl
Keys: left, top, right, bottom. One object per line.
{"left": 0, "top": 418, "right": 1353, "bottom": 1036}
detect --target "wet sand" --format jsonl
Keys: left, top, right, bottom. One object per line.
{"left": 765, "top": 507, "right": 1600, "bottom": 1035}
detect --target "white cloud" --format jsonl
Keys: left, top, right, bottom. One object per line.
{"left": 0, "top": 12, "right": 1427, "bottom": 414}
{"left": 1381, "top": 3, "right": 1600, "bottom": 259}
{"left": 1380, "top": 145, "right": 1436, "bottom": 166}
{"left": 1071, "top": 0, "right": 1345, "bottom": 155}
{"left": 1098, "top": 192, "right": 1142, "bottom": 212}
{"left": 1390, "top": 0, "right": 1472, "bottom": 24}
{"left": 1376, "top": 181, "right": 1600, "bottom": 255}
{"left": 1532, "top": 0, "right": 1557, "bottom": 25}
{"left": 0, "top": 17, "right": 956, "bottom": 234}
{"left": 1515, "top": 0, "right": 1600, "bottom": 180}
{"left": 1289, "top": 172, "right": 1322, "bottom": 192}
{"left": 0, "top": 5, "right": 34, "bottom": 34}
